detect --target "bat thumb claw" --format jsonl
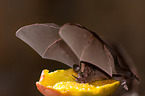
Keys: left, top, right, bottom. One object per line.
{"left": 72, "top": 75, "right": 78, "bottom": 80}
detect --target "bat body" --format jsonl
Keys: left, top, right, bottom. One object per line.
{"left": 16, "top": 23, "right": 139, "bottom": 91}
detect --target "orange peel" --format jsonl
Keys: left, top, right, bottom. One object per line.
{"left": 36, "top": 69, "right": 120, "bottom": 96}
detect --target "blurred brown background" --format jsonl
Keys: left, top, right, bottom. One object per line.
{"left": 0, "top": 0, "right": 144, "bottom": 96}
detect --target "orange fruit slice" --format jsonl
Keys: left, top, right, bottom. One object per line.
{"left": 36, "top": 69, "right": 120, "bottom": 96}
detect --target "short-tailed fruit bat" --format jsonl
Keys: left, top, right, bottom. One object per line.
{"left": 16, "top": 23, "right": 139, "bottom": 91}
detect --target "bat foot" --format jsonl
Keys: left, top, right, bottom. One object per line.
{"left": 121, "top": 80, "right": 128, "bottom": 90}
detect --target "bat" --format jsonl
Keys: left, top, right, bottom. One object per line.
{"left": 16, "top": 23, "right": 139, "bottom": 91}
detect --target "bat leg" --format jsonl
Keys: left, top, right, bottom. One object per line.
{"left": 112, "top": 74, "right": 132, "bottom": 91}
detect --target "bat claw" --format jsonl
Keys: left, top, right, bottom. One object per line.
{"left": 121, "top": 80, "right": 129, "bottom": 90}
{"left": 72, "top": 75, "right": 78, "bottom": 79}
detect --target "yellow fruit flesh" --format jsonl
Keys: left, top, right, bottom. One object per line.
{"left": 36, "top": 69, "right": 120, "bottom": 96}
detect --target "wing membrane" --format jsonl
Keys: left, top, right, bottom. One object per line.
{"left": 81, "top": 37, "right": 114, "bottom": 76}
{"left": 43, "top": 39, "right": 79, "bottom": 67}
{"left": 59, "top": 23, "right": 114, "bottom": 76}
{"left": 59, "top": 23, "right": 93, "bottom": 59}
{"left": 16, "top": 23, "right": 79, "bottom": 67}
{"left": 16, "top": 23, "right": 60, "bottom": 56}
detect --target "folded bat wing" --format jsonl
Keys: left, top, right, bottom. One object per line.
{"left": 16, "top": 23, "right": 79, "bottom": 67}
{"left": 59, "top": 23, "right": 115, "bottom": 76}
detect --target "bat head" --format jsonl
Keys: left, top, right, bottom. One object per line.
{"left": 73, "top": 62, "right": 110, "bottom": 83}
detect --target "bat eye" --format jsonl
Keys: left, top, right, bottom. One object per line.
{"left": 73, "top": 64, "right": 80, "bottom": 72}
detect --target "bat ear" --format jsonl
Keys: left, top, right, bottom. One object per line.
{"left": 73, "top": 64, "right": 80, "bottom": 72}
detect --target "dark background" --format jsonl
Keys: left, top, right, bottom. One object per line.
{"left": 0, "top": 0, "right": 144, "bottom": 96}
